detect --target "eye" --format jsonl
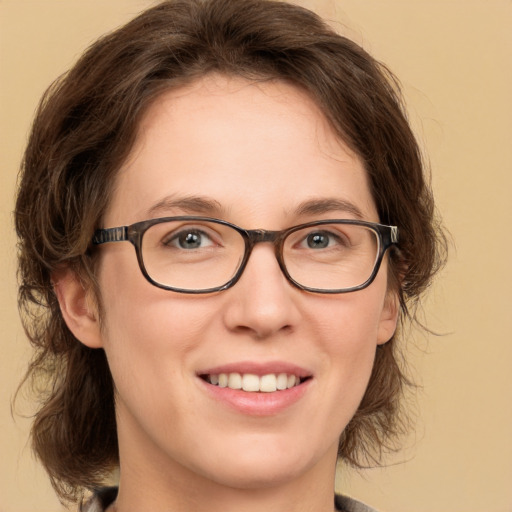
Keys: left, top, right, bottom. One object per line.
{"left": 301, "top": 230, "right": 347, "bottom": 249}
{"left": 305, "top": 231, "right": 329, "bottom": 249}
{"left": 165, "top": 229, "right": 215, "bottom": 250}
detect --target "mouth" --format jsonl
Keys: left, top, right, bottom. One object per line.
{"left": 197, "top": 364, "right": 313, "bottom": 415}
{"left": 199, "top": 372, "right": 309, "bottom": 393}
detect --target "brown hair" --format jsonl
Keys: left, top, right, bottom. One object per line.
{"left": 15, "top": 0, "right": 446, "bottom": 503}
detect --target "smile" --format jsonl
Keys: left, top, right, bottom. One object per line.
{"left": 198, "top": 364, "right": 312, "bottom": 415}
{"left": 203, "top": 373, "right": 303, "bottom": 392}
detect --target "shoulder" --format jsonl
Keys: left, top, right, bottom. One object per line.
{"left": 80, "top": 488, "right": 375, "bottom": 512}
{"left": 335, "top": 494, "right": 380, "bottom": 512}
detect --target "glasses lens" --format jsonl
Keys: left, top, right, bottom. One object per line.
{"left": 283, "top": 222, "right": 380, "bottom": 291}
{"left": 141, "top": 220, "right": 245, "bottom": 291}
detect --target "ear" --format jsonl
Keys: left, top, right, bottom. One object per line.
{"left": 377, "top": 290, "right": 400, "bottom": 345}
{"left": 53, "top": 268, "right": 104, "bottom": 349}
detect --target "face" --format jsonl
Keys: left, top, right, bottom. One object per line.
{"left": 65, "top": 75, "right": 398, "bottom": 494}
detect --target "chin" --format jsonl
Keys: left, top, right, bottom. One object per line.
{"left": 204, "top": 461, "right": 306, "bottom": 491}
{"left": 190, "top": 437, "right": 327, "bottom": 491}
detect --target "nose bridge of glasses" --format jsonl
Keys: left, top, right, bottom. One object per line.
{"left": 240, "top": 229, "right": 289, "bottom": 287}
{"left": 242, "top": 229, "right": 285, "bottom": 271}
{"left": 246, "top": 229, "right": 281, "bottom": 246}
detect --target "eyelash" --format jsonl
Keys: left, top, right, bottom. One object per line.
{"left": 163, "top": 227, "right": 217, "bottom": 249}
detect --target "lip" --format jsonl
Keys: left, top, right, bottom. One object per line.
{"left": 198, "top": 361, "right": 312, "bottom": 378}
{"left": 196, "top": 361, "right": 313, "bottom": 416}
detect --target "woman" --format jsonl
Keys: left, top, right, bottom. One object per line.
{"left": 15, "top": 1, "right": 445, "bottom": 511}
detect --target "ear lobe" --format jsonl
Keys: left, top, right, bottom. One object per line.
{"left": 53, "top": 268, "right": 103, "bottom": 349}
{"left": 377, "top": 291, "right": 400, "bottom": 345}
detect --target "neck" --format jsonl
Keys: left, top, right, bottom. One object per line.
{"left": 112, "top": 400, "right": 339, "bottom": 512}
{"left": 113, "top": 473, "right": 337, "bottom": 512}
{"left": 113, "top": 439, "right": 338, "bottom": 512}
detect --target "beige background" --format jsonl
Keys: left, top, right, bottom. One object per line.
{"left": 1, "top": 1, "right": 511, "bottom": 511}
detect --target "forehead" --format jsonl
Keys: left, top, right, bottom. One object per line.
{"left": 105, "top": 75, "right": 377, "bottom": 227}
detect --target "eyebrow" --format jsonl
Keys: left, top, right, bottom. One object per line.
{"left": 145, "top": 195, "right": 226, "bottom": 217}
{"left": 145, "top": 195, "right": 365, "bottom": 221}
{"left": 294, "top": 198, "right": 365, "bottom": 219}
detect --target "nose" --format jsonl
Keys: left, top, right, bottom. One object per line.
{"left": 222, "top": 244, "right": 301, "bottom": 339}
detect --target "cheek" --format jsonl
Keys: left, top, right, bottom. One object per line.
{"left": 96, "top": 249, "right": 211, "bottom": 394}
{"left": 316, "top": 284, "right": 387, "bottom": 353}
{"left": 98, "top": 244, "right": 213, "bottom": 339}
{"left": 324, "top": 306, "right": 379, "bottom": 394}
{"left": 100, "top": 292, "right": 210, "bottom": 381}
{"left": 309, "top": 280, "right": 388, "bottom": 395}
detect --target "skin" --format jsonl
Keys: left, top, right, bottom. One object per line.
{"left": 56, "top": 75, "right": 398, "bottom": 512}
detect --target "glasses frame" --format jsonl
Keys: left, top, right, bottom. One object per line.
{"left": 92, "top": 216, "right": 398, "bottom": 294}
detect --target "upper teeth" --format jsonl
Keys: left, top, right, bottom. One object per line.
{"left": 208, "top": 373, "right": 300, "bottom": 393}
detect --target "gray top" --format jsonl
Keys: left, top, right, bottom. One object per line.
{"left": 81, "top": 487, "right": 378, "bottom": 512}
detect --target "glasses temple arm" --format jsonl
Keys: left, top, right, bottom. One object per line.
{"left": 92, "top": 226, "right": 129, "bottom": 245}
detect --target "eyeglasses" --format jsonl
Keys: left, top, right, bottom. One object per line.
{"left": 92, "top": 216, "right": 398, "bottom": 294}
